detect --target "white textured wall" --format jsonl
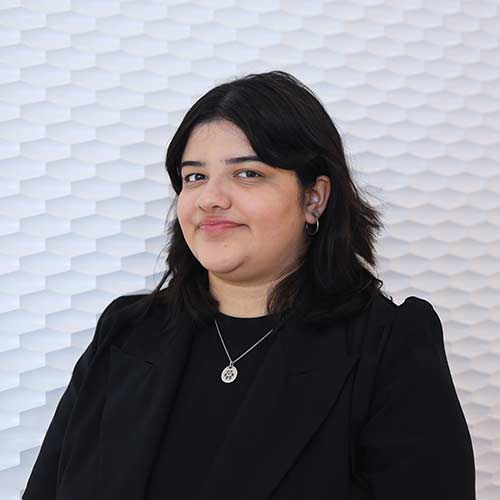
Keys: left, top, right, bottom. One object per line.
{"left": 1, "top": 1, "right": 498, "bottom": 499}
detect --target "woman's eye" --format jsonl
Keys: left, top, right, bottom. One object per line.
{"left": 182, "top": 170, "right": 262, "bottom": 183}
{"left": 183, "top": 173, "right": 204, "bottom": 183}
{"left": 236, "top": 170, "right": 263, "bottom": 179}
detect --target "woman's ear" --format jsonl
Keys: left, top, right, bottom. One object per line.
{"left": 304, "top": 175, "right": 330, "bottom": 224}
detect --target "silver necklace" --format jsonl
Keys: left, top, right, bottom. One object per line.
{"left": 214, "top": 318, "right": 275, "bottom": 384}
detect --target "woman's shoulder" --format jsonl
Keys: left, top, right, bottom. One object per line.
{"left": 365, "top": 289, "right": 440, "bottom": 329}
{"left": 104, "top": 293, "right": 150, "bottom": 312}
{"left": 98, "top": 293, "right": 150, "bottom": 323}
{"left": 349, "top": 290, "right": 444, "bottom": 358}
{"left": 95, "top": 294, "right": 159, "bottom": 344}
{"left": 365, "top": 289, "right": 438, "bottom": 322}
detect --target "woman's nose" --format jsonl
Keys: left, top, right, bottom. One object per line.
{"left": 196, "top": 177, "right": 231, "bottom": 210}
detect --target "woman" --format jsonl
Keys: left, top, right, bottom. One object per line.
{"left": 23, "top": 71, "right": 476, "bottom": 500}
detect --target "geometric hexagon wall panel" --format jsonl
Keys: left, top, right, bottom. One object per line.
{"left": 1, "top": 1, "right": 498, "bottom": 499}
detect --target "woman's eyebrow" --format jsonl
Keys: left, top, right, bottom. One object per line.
{"left": 179, "top": 155, "right": 261, "bottom": 171}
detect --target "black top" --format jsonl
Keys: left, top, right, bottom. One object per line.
{"left": 145, "top": 310, "right": 281, "bottom": 500}
{"left": 22, "top": 293, "right": 476, "bottom": 500}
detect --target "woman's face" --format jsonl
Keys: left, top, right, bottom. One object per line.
{"left": 176, "top": 119, "right": 311, "bottom": 286}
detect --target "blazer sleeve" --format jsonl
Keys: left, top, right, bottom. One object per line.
{"left": 356, "top": 297, "right": 476, "bottom": 499}
{"left": 21, "top": 296, "right": 125, "bottom": 500}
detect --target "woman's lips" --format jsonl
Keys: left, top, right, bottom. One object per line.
{"left": 199, "top": 223, "right": 243, "bottom": 232}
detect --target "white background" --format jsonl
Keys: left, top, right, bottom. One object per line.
{"left": 0, "top": 1, "right": 498, "bottom": 499}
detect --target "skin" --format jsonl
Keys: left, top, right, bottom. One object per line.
{"left": 176, "top": 119, "right": 330, "bottom": 318}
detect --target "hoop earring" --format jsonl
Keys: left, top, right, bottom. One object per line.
{"left": 305, "top": 217, "right": 319, "bottom": 236}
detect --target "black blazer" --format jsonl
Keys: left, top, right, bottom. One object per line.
{"left": 22, "top": 292, "right": 476, "bottom": 500}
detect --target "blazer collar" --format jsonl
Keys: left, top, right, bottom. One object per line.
{"left": 97, "top": 301, "right": 360, "bottom": 500}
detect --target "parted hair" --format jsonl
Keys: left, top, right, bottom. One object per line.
{"left": 139, "top": 70, "right": 390, "bottom": 331}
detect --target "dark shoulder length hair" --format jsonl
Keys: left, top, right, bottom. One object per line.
{"left": 139, "top": 70, "right": 391, "bottom": 331}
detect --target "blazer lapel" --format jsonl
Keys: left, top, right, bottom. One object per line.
{"left": 196, "top": 316, "right": 360, "bottom": 500}
{"left": 98, "top": 306, "right": 198, "bottom": 500}
{"left": 97, "top": 303, "right": 360, "bottom": 500}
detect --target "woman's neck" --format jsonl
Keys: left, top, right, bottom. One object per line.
{"left": 209, "top": 275, "right": 271, "bottom": 318}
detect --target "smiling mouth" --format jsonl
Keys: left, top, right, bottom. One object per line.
{"left": 199, "top": 223, "right": 244, "bottom": 233}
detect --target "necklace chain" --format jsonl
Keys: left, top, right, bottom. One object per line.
{"left": 214, "top": 319, "right": 274, "bottom": 366}
{"left": 214, "top": 318, "right": 275, "bottom": 383}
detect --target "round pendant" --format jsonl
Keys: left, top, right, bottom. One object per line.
{"left": 221, "top": 364, "right": 238, "bottom": 383}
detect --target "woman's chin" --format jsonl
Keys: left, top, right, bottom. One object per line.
{"left": 201, "top": 258, "right": 244, "bottom": 275}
